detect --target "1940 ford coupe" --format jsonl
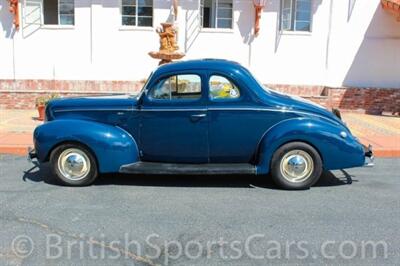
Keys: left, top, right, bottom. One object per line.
{"left": 29, "top": 59, "right": 373, "bottom": 189}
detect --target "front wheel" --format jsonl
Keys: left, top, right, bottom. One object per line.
{"left": 50, "top": 143, "right": 98, "bottom": 186}
{"left": 270, "top": 142, "right": 322, "bottom": 190}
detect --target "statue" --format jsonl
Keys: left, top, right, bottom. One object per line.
{"left": 157, "top": 23, "right": 179, "bottom": 52}
{"left": 149, "top": 23, "right": 185, "bottom": 65}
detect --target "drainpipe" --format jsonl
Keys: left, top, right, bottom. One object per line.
{"left": 248, "top": 39, "right": 252, "bottom": 67}
{"left": 12, "top": 31, "right": 16, "bottom": 81}
{"left": 325, "top": 0, "right": 333, "bottom": 70}
{"left": 90, "top": 0, "right": 93, "bottom": 63}
{"left": 325, "top": 0, "right": 334, "bottom": 106}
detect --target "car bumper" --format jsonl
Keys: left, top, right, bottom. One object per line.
{"left": 27, "top": 147, "right": 37, "bottom": 162}
{"left": 363, "top": 144, "right": 374, "bottom": 167}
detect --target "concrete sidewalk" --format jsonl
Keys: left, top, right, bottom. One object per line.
{"left": 0, "top": 109, "right": 399, "bottom": 157}
{"left": 0, "top": 110, "right": 42, "bottom": 156}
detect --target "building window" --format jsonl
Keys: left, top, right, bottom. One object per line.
{"left": 121, "top": 0, "right": 153, "bottom": 27}
{"left": 200, "top": 0, "right": 233, "bottom": 29}
{"left": 281, "top": 0, "right": 312, "bottom": 31}
{"left": 43, "top": 0, "right": 75, "bottom": 25}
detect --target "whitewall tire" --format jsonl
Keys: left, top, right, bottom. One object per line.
{"left": 50, "top": 143, "right": 98, "bottom": 186}
{"left": 270, "top": 142, "right": 322, "bottom": 190}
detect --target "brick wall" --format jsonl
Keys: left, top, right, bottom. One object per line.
{"left": 0, "top": 80, "right": 143, "bottom": 109}
{"left": 0, "top": 80, "right": 399, "bottom": 114}
{"left": 269, "top": 85, "right": 400, "bottom": 114}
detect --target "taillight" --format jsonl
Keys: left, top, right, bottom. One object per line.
{"left": 332, "top": 108, "right": 342, "bottom": 120}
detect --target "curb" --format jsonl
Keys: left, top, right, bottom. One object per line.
{"left": 0, "top": 146, "right": 30, "bottom": 156}
{"left": 373, "top": 150, "right": 400, "bottom": 158}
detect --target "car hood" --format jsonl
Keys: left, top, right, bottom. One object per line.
{"left": 48, "top": 94, "right": 138, "bottom": 111}
{"left": 45, "top": 94, "right": 139, "bottom": 121}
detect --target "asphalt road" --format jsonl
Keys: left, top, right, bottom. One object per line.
{"left": 0, "top": 155, "right": 399, "bottom": 265}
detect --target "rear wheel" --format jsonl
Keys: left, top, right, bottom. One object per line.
{"left": 50, "top": 143, "right": 98, "bottom": 186}
{"left": 270, "top": 142, "right": 322, "bottom": 190}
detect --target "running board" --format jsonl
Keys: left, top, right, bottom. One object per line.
{"left": 119, "top": 162, "right": 256, "bottom": 175}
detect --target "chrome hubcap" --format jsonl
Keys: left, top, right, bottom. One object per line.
{"left": 280, "top": 150, "right": 314, "bottom": 183}
{"left": 58, "top": 148, "right": 90, "bottom": 181}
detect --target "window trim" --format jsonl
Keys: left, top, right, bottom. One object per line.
{"left": 280, "top": 0, "right": 313, "bottom": 33}
{"left": 200, "top": 0, "right": 234, "bottom": 30}
{"left": 120, "top": 0, "right": 154, "bottom": 29}
{"left": 40, "top": 24, "right": 75, "bottom": 29}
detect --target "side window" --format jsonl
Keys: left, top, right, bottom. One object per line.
{"left": 150, "top": 74, "right": 202, "bottom": 100}
{"left": 209, "top": 75, "right": 240, "bottom": 100}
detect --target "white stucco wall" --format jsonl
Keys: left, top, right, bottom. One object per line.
{"left": 0, "top": 0, "right": 399, "bottom": 87}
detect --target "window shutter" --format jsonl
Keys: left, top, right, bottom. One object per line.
{"left": 184, "top": 6, "right": 201, "bottom": 52}
{"left": 22, "top": 0, "right": 42, "bottom": 36}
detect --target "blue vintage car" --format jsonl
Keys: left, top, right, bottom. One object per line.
{"left": 29, "top": 59, "right": 373, "bottom": 189}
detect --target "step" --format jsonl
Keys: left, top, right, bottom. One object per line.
{"left": 119, "top": 162, "right": 256, "bottom": 175}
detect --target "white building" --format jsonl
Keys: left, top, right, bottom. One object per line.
{"left": 0, "top": 0, "right": 399, "bottom": 111}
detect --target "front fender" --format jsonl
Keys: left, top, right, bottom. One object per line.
{"left": 256, "top": 117, "right": 365, "bottom": 174}
{"left": 33, "top": 119, "right": 139, "bottom": 173}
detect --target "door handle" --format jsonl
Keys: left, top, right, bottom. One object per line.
{"left": 191, "top": 114, "right": 206, "bottom": 118}
{"left": 190, "top": 113, "right": 207, "bottom": 122}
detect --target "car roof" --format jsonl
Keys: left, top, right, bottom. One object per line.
{"left": 154, "top": 59, "right": 245, "bottom": 75}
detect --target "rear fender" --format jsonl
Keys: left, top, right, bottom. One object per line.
{"left": 33, "top": 119, "right": 139, "bottom": 173}
{"left": 256, "top": 117, "right": 365, "bottom": 174}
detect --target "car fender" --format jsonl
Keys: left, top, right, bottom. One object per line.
{"left": 256, "top": 117, "right": 365, "bottom": 174}
{"left": 33, "top": 119, "right": 139, "bottom": 173}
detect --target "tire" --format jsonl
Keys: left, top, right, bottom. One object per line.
{"left": 270, "top": 142, "right": 322, "bottom": 190}
{"left": 50, "top": 143, "right": 98, "bottom": 186}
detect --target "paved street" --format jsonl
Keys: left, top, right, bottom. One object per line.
{"left": 0, "top": 155, "right": 399, "bottom": 265}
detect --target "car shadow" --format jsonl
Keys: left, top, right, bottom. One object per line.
{"left": 22, "top": 162, "right": 357, "bottom": 189}
{"left": 22, "top": 162, "right": 59, "bottom": 185}
{"left": 314, "top": 170, "right": 358, "bottom": 187}
{"left": 97, "top": 173, "right": 275, "bottom": 189}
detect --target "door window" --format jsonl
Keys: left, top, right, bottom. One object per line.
{"left": 209, "top": 75, "right": 240, "bottom": 100}
{"left": 149, "top": 74, "right": 202, "bottom": 100}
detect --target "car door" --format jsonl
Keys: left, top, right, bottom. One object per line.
{"left": 139, "top": 71, "right": 209, "bottom": 163}
{"left": 207, "top": 73, "right": 281, "bottom": 163}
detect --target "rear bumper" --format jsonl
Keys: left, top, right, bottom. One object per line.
{"left": 363, "top": 144, "right": 374, "bottom": 167}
